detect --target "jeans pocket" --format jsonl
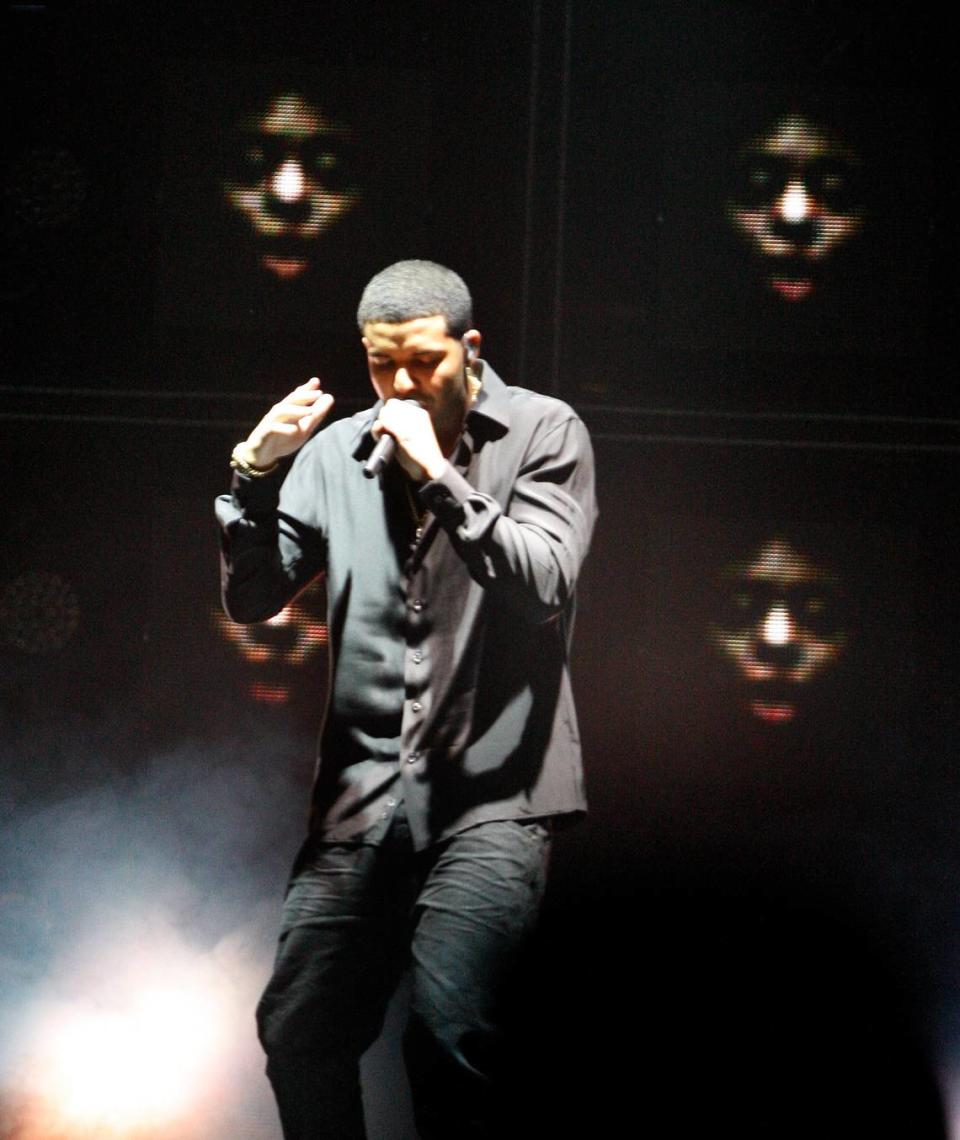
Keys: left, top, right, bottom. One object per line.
{"left": 515, "top": 819, "right": 551, "bottom": 845}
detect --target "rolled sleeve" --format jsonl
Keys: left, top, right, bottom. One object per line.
{"left": 217, "top": 447, "right": 327, "bottom": 623}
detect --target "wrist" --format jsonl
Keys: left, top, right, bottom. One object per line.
{"left": 422, "top": 456, "right": 449, "bottom": 482}
{"left": 230, "top": 441, "right": 279, "bottom": 478}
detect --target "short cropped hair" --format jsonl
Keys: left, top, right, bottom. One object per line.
{"left": 356, "top": 260, "right": 473, "bottom": 337}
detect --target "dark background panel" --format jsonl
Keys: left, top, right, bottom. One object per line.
{"left": 559, "top": 2, "right": 951, "bottom": 415}
{"left": 2, "top": 0, "right": 538, "bottom": 402}
{"left": 0, "top": 427, "right": 151, "bottom": 802}
{"left": 549, "top": 440, "right": 959, "bottom": 1136}
{"left": 1, "top": 2, "right": 957, "bottom": 1138}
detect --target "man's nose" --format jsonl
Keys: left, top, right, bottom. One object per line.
{"left": 266, "top": 159, "right": 311, "bottom": 222}
{"left": 756, "top": 605, "right": 801, "bottom": 666}
{"left": 772, "top": 180, "right": 816, "bottom": 243}
{"left": 393, "top": 367, "right": 416, "bottom": 397}
{"left": 270, "top": 158, "right": 306, "bottom": 201}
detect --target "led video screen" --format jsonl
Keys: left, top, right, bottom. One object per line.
{"left": 155, "top": 58, "right": 432, "bottom": 395}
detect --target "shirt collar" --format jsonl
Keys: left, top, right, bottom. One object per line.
{"left": 464, "top": 361, "right": 511, "bottom": 435}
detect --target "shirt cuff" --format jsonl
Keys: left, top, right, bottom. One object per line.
{"left": 419, "top": 462, "right": 473, "bottom": 519}
{"left": 230, "top": 467, "right": 282, "bottom": 513}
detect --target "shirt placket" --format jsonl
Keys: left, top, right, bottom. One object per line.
{"left": 399, "top": 529, "right": 431, "bottom": 789}
{"left": 396, "top": 439, "right": 474, "bottom": 827}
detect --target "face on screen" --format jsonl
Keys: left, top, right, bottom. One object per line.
{"left": 223, "top": 92, "right": 361, "bottom": 279}
{"left": 726, "top": 113, "right": 863, "bottom": 302}
{"left": 212, "top": 595, "right": 327, "bottom": 704}
{"left": 709, "top": 538, "right": 847, "bottom": 724}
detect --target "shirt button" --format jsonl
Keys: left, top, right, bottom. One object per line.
{"left": 386, "top": 797, "right": 397, "bottom": 808}
{"left": 411, "top": 650, "right": 423, "bottom": 664}
{"left": 410, "top": 599, "right": 424, "bottom": 612}
{"left": 411, "top": 701, "right": 422, "bottom": 713}
{"left": 406, "top": 752, "right": 420, "bottom": 765}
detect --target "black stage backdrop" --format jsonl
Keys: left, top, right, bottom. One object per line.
{"left": 1, "top": 4, "right": 957, "bottom": 1138}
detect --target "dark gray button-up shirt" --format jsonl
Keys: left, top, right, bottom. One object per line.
{"left": 215, "top": 363, "right": 597, "bottom": 850}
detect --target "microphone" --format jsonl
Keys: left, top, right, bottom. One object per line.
{"left": 363, "top": 432, "right": 396, "bottom": 479}
{"left": 362, "top": 399, "right": 424, "bottom": 479}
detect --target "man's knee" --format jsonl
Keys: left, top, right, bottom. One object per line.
{"left": 257, "top": 976, "right": 375, "bottom": 1060}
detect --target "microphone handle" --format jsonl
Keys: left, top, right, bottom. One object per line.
{"left": 362, "top": 432, "right": 396, "bottom": 479}
{"left": 362, "top": 399, "right": 424, "bottom": 479}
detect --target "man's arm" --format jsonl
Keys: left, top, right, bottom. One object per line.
{"left": 419, "top": 409, "right": 597, "bottom": 624}
{"left": 215, "top": 378, "right": 333, "bottom": 623}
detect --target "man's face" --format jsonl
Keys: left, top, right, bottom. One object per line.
{"left": 709, "top": 537, "right": 847, "bottom": 724}
{"left": 362, "top": 315, "right": 479, "bottom": 447}
{"left": 223, "top": 92, "right": 360, "bottom": 279}
{"left": 726, "top": 113, "right": 863, "bottom": 302}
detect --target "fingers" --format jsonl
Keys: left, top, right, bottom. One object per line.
{"left": 244, "top": 377, "right": 334, "bottom": 466}
{"left": 297, "top": 375, "right": 322, "bottom": 396}
{"left": 269, "top": 379, "right": 332, "bottom": 425}
{"left": 298, "top": 391, "right": 334, "bottom": 431}
{"left": 276, "top": 376, "right": 324, "bottom": 410}
{"left": 377, "top": 397, "right": 430, "bottom": 436}
{"left": 374, "top": 398, "right": 443, "bottom": 481}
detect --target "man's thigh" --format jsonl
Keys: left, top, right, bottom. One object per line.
{"left": 409, "top": 820, "right": 551, "bottom": 1038}
{"left": 257, "top": 838, "right": 413, "bottom": 1057}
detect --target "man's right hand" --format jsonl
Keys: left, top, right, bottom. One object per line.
{"left": 235, "top": 377, "right": 334, "bottom": 471}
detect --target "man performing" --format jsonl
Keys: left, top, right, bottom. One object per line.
{"left": 216, "top": 260, "right": 596, "bottom": 1138}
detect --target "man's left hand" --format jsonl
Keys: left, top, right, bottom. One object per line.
{"left": 373, "top": 398, "right": 448, "bottom": 483}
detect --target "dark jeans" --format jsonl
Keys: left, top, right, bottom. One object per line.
{"left": 256, "top": 805, "right": 550, "bottom": 1139}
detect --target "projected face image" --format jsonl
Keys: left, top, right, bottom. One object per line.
{"left": 709, "top": 538, "right": 847, "bottom": 724}
{"left": 223, "top": 92, "right": 361, "bottom": 279}
{"left": 726, "top": 113, "right": 863, "bottom": 302}
{"left": 212, "top": 594, "right": 327, "bottom": 704}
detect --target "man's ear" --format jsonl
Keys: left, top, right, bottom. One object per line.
{"left": 462, "top": 329, "right": 482, "bottom": 364}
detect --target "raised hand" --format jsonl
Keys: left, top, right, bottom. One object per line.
{"left": 236, "top": 377, "right": 334, "bottom": 471}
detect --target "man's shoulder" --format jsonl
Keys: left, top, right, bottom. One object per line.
{"left": 481, "top": 366, "right": 583, "bottom": 434}
{"left": 500, "top": 383, "right": 587, "bottom": 442}
{"left": 505, "top": 384, "right": 578, "bottom": 416}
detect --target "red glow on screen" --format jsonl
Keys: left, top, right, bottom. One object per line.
{"left": 212, "top": 592, "right": 327, "bottom": 704}
{"left": 249, "top": 681, "right": 292, "bottom": 704}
